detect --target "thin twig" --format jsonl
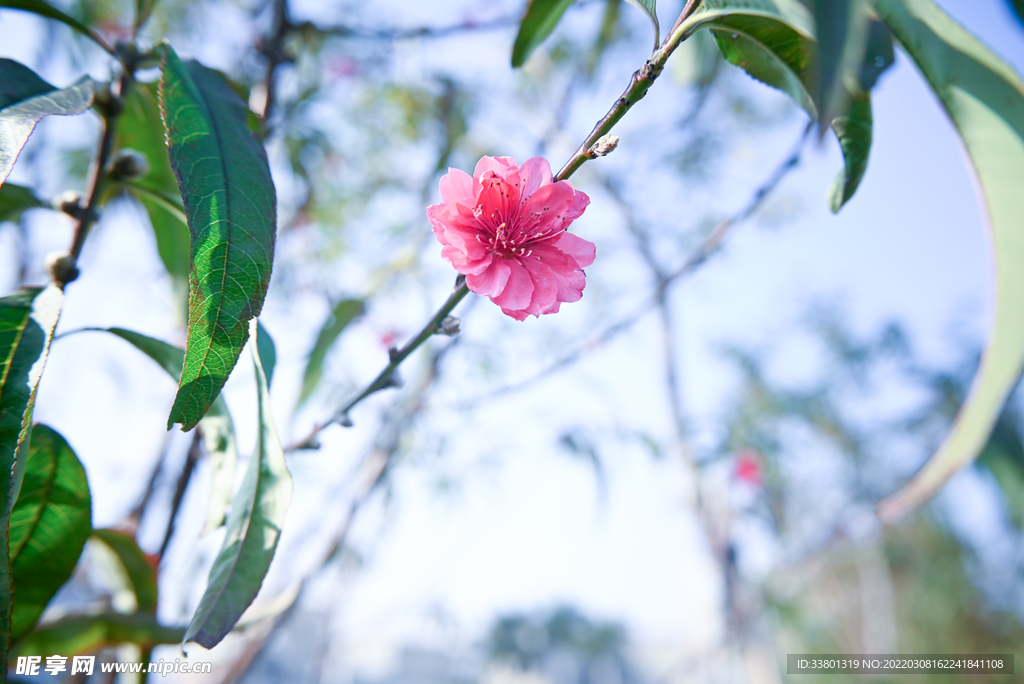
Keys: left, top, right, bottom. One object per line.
{"left": 63, "top": 59, "right": 140, "bottom": 286}
{"left": 286, "top": 276, "right": 469, "bottom": 449}
{"left": 257, "top": 0, "right": 291, "bottom": 133}
{"left": 158, "top": 429, "right": 202, "bottom": 560}
{"left": 301, "top": 15, "right": 518, "bottom": 41}
{"left": 555, "top": 1, "right": 703, "bottom": 181}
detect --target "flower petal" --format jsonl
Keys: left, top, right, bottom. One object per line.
{"left": 466, "top": 258, "right": 511, "bottom": 296}
{"left": 518, "top": 157, "right": 553, "bottom": 197}
{"left": 439, "top": 167, "right": 475, "bottom": 206}
{"left": 474, "top": 156, "right": 517, "bottom": 181}
{"left": 521, "top": 257, "right": 558, "bottom": 314}
{"left": 491, "top": 260, "right": 534, "bottom": 310}
{"left": 554, "top": 231, "right": 596, "bottom": 268}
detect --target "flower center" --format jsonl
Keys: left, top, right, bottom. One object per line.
{"left": 473, "top": 175, "right": 566, "bottom": 259}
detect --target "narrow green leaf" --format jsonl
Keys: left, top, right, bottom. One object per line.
{"left": 0, "top": 58, "right": 55, "bottom": 111}
{"left": 256, "top": 320, "right": 276, "bottom": 388}
{"left": 0, "top": 76, "right": 95, "bottom": 188}
{"left": 11, "top": 613, "right": 184, "bottom": 657}
{"left": 827, "top": 91, "right": 871, "bottom": 212}
{"left": 117, "top": 84, "right": 190, "bottom": 326}
{"left": 81, "top": 327, "right": 238, "bottom": 536}
{"left": 624, "top": 0, "right": 660, "bottom": 49}
{"left": 157, "top": 44, "right": 277, "bottom": 432}
{"left": 9, "top": 425, "right": 91, "bottom": 643}
{"left": 0, "top": 183, "right": 45, "bottom": 224}
{"left": 0, "top": 285, "right": 62, "bottom": 662}
{"left": 298, "top": 298, "right": 365, "bottom": 407}
{"left": 512, "top": 0, "right": 576, "bottom": 68}
{"left": 91, "top": 529, "right": 158, "bottom": 614}
{"left": 690, "top": 0, "right": 878, "bottom": 209}
{"left": 875, "top": 0, "right": 1024, "bottom": 520}
{"left": 0, "top": 0, "right": 113, "bottom": 52}
{"left": 184, "top": 319, "right": 292, "bottom": 649}
{"left": 812, "top": 0, "right": 868, "bottom": 129}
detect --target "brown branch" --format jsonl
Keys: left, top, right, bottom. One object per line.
{"left": 158, "top": 429, "right": 202, "bottom": 560}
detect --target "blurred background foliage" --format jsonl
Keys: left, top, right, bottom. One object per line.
{"left": 2, "top": 0, "right": 1024, "bottom": 680}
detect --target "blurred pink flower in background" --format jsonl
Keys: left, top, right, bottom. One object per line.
{"left": 428, "top": 156, "right": 594, "bottom": 321}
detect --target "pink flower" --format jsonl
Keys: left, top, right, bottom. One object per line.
{"left": 427, "top": 156, "right": 595, "bottom": 321}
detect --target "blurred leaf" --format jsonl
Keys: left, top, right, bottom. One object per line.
{"left": 256, "top": 320, "right": 276, "bottom": 388}
{"left": 0, "top": 285, "right": 62, "bottom": 664}
{"left": 86, "top": 327, "right": 238, "bottom": 536}
{"left": 0, "top": 68, "right": 93, "bottom": 188}
{"left": 158, "top": 44, "right": 277, "bottom": 432}
{"left": 690, "top": 0, "right": 876, "bottom": 210}
{"left": 586, "top": 0, "right": 621, "bottom": 78}
{"left": 0, "top": 183, "right": 45, "bottom": 224}
{"left": 117, "top": 84, "right": 190, "bottom": 326}
{"left": 812, "top": 0, "right": 867, "bottom": 130}
{"left": 11, "top": 612, "right": 184, "bottom": 657}
{"left": 1009, "top": 0, "right": 1024, "bottom": 28}
{"left": 876, "top": 0, "right": 1024, "bottom": 520}
{"left": 9, "top": 425, "right": 91, "bottom": 643}
{"left": 858, "top": 18, "right": 895, "bottom": 91}
{"left": 91, "top": 529, "right": 158, "bottom": 614}
{"left": 184, "top": 319, "right": 292, "bottom": 649}
{"left": 828, "top": 92, "right": 871, "bottom": 212}
{"left": 0, "top": 0, "right": 111, "bottom": 52}
{"left": 512, "top": 0, "right": 575, "bottom": 68}
{"left": 0, "top": 58, "right": 54, "bottom": 111}
{"left": 298, "top": 298, "right": 364, "bottom": 407}
{"left": 624, "top": 0, "right": 659, "bottom": 48}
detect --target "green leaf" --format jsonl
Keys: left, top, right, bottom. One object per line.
{"left": 0, "top": 58, "right": 55, "bottom": 111}
{"left": 297, "top": 298, "right": 364, "bottom": 407}
{"left": 9, "top": 425, "right": 91, "bottom": 643}
{"left": 0, "top": 75, "right": 95, "bottom": 189}
{"left": 0, "top": 0, "right": 112, "bottom": 52}
{"left": 81, "top": 327, "right": 238, "bottom": 536}
{"left": 256, "top": 320, "right": 276, "bottom": 388}
{"left": 0, "top": 183, "right": 46, "bottom": 224}
{"left": 857, "top": 18, "right": 895, "bottom": 92}
{"left": 512, "top": 0, "right": 576, "bottom": 68}
{"left": 117, "top": 84, "right": 190, "bottom": 326}
{"left": 91, "top": 529, "right": 158, "bottom": 614}
{"left": 624, "top": 0, "right": 660, "bottom": 49}
{"left": 875, "top": 0, "right": 1024, "bottom": 520}
{"left": 689, "top": 0, "right": 878, "bottom": 210}
{"left": 827, "top": 91, "right": 872, "bottom": 212}
{"left": 11, "top": 613, "right": 184, "bottom": 657}
{"left": 1009, "top": 0, "right": 1024, "bottom": 28}
{"left": 812, "top": 0, "right": 868, "bottom": 129}
{"left": 157, "top": 44, "right": 277, "bottom": 432}
{"left": 0, "top": 285, "right": 62, "bottom": 662}
{"left": 184, "top": 319, "right": 292, "bottom": 649}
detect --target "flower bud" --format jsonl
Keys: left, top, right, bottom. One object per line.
{"left": 55, "top": 190, "right": 85, "bottom": 219}
{"left": 45, "top": 251, "right": 79, "bottom": 287}
{"left": 438, "top": 316, "right": 461, "bottom": 336}
{"left": 108, "top": 148, "right": 150, "bottom": 182}
{"left": 588, "top": 134, "right": 620, "bottom": 158}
